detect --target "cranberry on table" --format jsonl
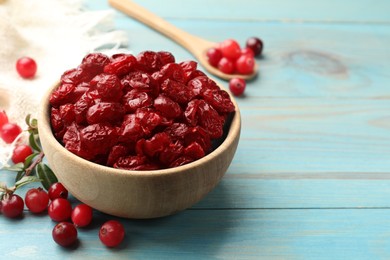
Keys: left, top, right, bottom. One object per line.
{"left": 25, "top": 188, "right": 50, "bottom": 214}
{"left": 48, "top": 198, "right": 72, "bottom": 222}
{"left": 2, "top": 194, "right": 24, "bottom": 218}
{"left": 16, "top": 57, "right": 37, "bottom": 79}
{"left": 52, "top": 222, "right": 78, "bottom": 247}
{"left": 229, "top": 78, "right": 246, "bottom": 96}
{"left": 11, "top": 145, "right": 33, "bottom": 164}
{"left": 99, "top": 220, "right": 125, "bottom": 247}
{"left": 0, "top": 122, "right": 22, "bottom": 144}
{"left": 0, "top": 110, "right": 8, "bottom": 128}
{"left": 71, "top": 204, "right": 93, "bottom": 227}
{"left": 48, "top": 183, "right": 68, "bottom": 200}
{"left": 246, "top": 37, "right": 263, "bottom": 57}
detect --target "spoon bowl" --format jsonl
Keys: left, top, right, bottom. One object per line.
{"left": 109, "top": 0, "right": 258, "bottom": 81}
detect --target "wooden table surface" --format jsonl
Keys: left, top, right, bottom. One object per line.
{"left": 1, "top": 0, "right": 390, "bottom": 259}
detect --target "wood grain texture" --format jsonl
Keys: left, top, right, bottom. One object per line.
{"left": 1, "top": 0, "right": 390, "bottom": 258}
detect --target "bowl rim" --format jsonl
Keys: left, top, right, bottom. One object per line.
{"left": 39, "top": 81, "right": 241, "bottom": 177}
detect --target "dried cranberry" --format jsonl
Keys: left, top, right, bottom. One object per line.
{"left": 81, "top": 53, "right": 110, "bottom": 76}
{"left": 80, "top": 124, "right": 118, "bottom": 156}
{"left": 185, "top": 99, "right": 224, "bottom": 139}
{"left": 165, "top": 123, "right": 189, "bottom": 142}
{"left": 60, "top": 68, "right": 90, "bottom": 85}
{"left": 187, "top": 76, "right": 219, "bottom": 96}
{"left": 121, "top": 71, "right": 159, "bottom": 96}
{"left": 104, "top": 54, "right": 137, "bottom": 75}
{"left": 122, "top": 90, "right": 153, "bottom": 113}
{"left": 142, "top": 132, "right": 171, "bottom": 157}
{"left": 51, "top": 108, "right": 64, "bottom": 133}
{"left": 179, "top": 61, "right": 197, "bottom": 82}
{"left": 153, "top": 63, "right": 185, "bottom": 84}
{"left": 136, "top": 51, "right": 163, "bottom": 72}
{"left": 114, "top": 155, "right": 159, "bottom": 171}
{"left": 136, "top": 108, "right": 163, "bottom": 136}
{"left": 157, "top": 51, "right": 175, "bottom": 65}
{"left": 201, "top": 89, "right": 235, "bottom": 113}
{"left": 159, "top": 141, "right": 184, "bottom": 166}
{"left": 63, "top": 123, "right": 93, "bottom": 160}
{"left": 184, "top": 142, "right": 205, "bottom": 160}
{"left": 184, "top": 126, "right": 211, "bottom": 153}
{"left": 153, "top": 94, "right": 181, "bottom": 119}
{"left": 94, "top": 74, "right": 123, "bottom": 101}
{"left": 107, "top": 145, "right": 130, "bottom": 166}
{"left": 161, "top": 79, "right": 195, "bottom": 104}
{"left": 170, "top": 156, "right": 194, "bottom": 168}
{"left": 86, "top": 102, "right": 125, "bottom": 125}
{"left": 119, "top": 114, "right": 144, "bottom": 143}
{"left": 59, "top": 104, "right": 76, "bottom": 125}
{"left": 73, "top": 91, "right": 95, "bottom": 124}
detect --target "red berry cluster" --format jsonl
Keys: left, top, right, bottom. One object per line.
{"left": 0, "top": 182, "right": 125, "bottom": 248}
{"left": 0, "top": 110, "right": 22, "bottom": 145}
{"left": 0, "top": 110, "right": 34, "bottom": 163}
{"left": 49, "top": 52, "right": 235, "bottom": 170}
{"left": 207, "top": 37, "right": 263, "bottom": 75}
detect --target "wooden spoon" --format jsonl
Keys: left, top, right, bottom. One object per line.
{"left": 108, "top": 0, "right": 258, "bottom": 81}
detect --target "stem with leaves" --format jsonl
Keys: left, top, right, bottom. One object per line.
{"left": 1, "top": 115, "right": 58, "bottom": 199}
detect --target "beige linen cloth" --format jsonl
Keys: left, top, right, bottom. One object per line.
{"left": 0, "top": 0, "right": 128, "bottom": 167}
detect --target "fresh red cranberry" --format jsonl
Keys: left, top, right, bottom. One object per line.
{"left": 217, "top": 57, "right": 235, "bottom": 74}
{"left": 206, "top": 47, "right": 223, "bottom": 67}
{"left": 229, "top": 78, "right": 246, "bottom": 96}
{"left": 0, "top": 123, "right": 22, "bottom": 144}
{"left": 99, "top": 220, "right": 125, "bottom": 247}
{"left": 2, "top": 194, "right": 24, "bottom": 218}
{"left": 48, "top": 183, "right": 68, "bottom": 200}
{"left": 219, "top": 39, "right": 241, "bottom": 60}
{"left": 246, "top": 37, "right": 263, "bottom": 57}
{"left": 11, "top": 145, "right": 33, "bottom": 164}
{"left": 71, "top": 204, "right": 93, "bottom": 227}
{"left": 0, "top": 110, "right": 8, "bottom": 128}
{"left": 52, "top": 222, "right": 78, "bottom": 247}
{"left": 241, "top": 47, "right": 255, "bottom": 57}
{"left": 235, "top": 54, "right": 255, "bottom": 75}
{"left": 16, "top": 57, "right": 37, "bottom": 79}
{"left": 48, "top": 198, "right": 72, "bottom": 222}
{"left": 25, "top": 188, "right": 50, "bottom": 214}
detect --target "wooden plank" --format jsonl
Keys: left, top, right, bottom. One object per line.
{"left": 103, "top": 18, "right": 390, "bottom": 98}
{"left": 2, "top": 209, "right": 390, "bottom": 259}
{"left": 87, "top": 0, "right": 390, "bottom": 23}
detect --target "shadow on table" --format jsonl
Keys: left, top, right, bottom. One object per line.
{"left": 125, "top": 180, "right": 237, "bottom": 255}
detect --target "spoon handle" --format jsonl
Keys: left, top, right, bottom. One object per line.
{"left": 109, "top": 0, "right": 208, "bottom": 54}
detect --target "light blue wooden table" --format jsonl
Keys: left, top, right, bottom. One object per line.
{"left": 1, "top": 0, "right": 390, "bottom": 259}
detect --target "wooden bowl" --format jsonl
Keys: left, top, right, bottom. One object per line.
{"left": 38, "top": 83, "right": 241, "bottom": 219}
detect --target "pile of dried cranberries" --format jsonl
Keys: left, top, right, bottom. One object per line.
{"left": 49, "top": 51, "right": 235, "bottom": 170}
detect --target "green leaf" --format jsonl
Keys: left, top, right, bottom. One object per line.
{"left": 36, "top": 163, "right": 58, "bottom": 191}
{"left": 25, "top": 114, "right": 31, "bottom": 127}
{"left": 15, "top": 171, "right": 25, "bottom": 183}
{"left": 24, "top": 152, "right": 39, "bottom": 168}
{"left": 14, "top": 176, "right": 42, "bottom": 190}
{"left": 29, "top": 133, "right": 41, "bottom": 152}
{"left": 4, "top": 163, "right": 25, "bottom": 172}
